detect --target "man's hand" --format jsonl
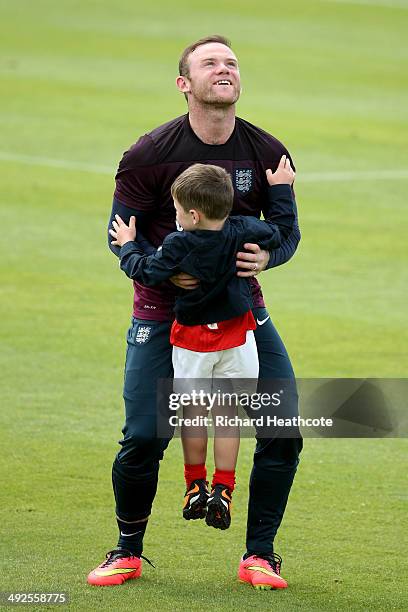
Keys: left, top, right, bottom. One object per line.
{"left": 236, "top": 243, "right": 270, "bottom": 277}
{"left": 236, "top": 155, "right": 295, "bottom": 276}
{"left": 170, "top": 272, "right": 200, "bottom": 290}
{"left": 109, "top": 214, "right": 136, "bottom": 247}
{"left": 266, "top": 154, "right": 295, "bottom": 186}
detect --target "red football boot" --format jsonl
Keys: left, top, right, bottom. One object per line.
{"left": 87, "top": 549, "right": 142, "bottom": 586}
{"left": 238, "top": 553, "right": 288, "bottom": 590}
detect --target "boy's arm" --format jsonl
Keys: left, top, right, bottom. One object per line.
{"left": 262, "top": 156, "right": 300, "bottom": 269}
{"left": 265, "top": 191, "right": 300, "bottom": 269}
{"left": 252, "top": 183, "right": 296, "bottom": 251}
{"left": 236, "top": 155, "right": 299, "bottom": 277}
{"left": 119, "top": 238, "right": 183, "bottom": 286}
{"left": 109, "top": 216, "right": 184, "bottom": 285}
{"left": 243, "top": 158, "right": 297, "bottom": 250}
{"left": 263, "top": 184, "right": 296, "bottom": 242}
{"left": 238, "top": 184, "right": 295, "bottom": 253}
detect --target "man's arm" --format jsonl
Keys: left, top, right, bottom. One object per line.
{"left": 109, "top": 136, "right": 199, "bottom": 290}
{"left": 108, "top": 135, "right": 161, "bottom": 257}
{"left": 108, "top": 198, "right": 156, "bottom": 258}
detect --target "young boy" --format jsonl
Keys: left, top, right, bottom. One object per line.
{"left": 109, "top": 158, "right": 295, "bottom": 530}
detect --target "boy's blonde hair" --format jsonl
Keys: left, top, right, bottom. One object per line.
{"left": 171, "top": 164, "right": 234, "bottom": 220}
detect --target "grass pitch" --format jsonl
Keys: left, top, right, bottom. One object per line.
{"left": 1, "top": 0, "right": 407, "bottom": 610}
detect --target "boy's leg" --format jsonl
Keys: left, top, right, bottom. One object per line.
{"left": 209, "top": 430, "right": 238, "bottom": 530}
{"left": 207, "top": 335, "right": 259, "bottom": 529}
{"left": 211, "top": 330, "right": 259, "bottom": 477}
{"left": 173, "top": 345, "right": 215, "bottom": 468}
{"left": 181, "top": 435, "right": 208, "bottom": 466}
{"left": 213, "top": 331, "right": 259, "bottom": 478}
{"left": 174, "top": 346, "right": 210, "bottom": 467}
{"left": 172, "top": 346, "right": 215, "bottom": 519}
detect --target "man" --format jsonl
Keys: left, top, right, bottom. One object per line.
{"left": 87, "top": 34, "right": 302, "bottom": 590}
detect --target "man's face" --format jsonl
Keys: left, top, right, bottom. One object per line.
{"left": 181, "top": 43, "right": 241, "bottom": 107}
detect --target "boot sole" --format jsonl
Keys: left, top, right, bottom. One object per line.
{"left": 205, "top": 499, "right": 230, "bottom": 530}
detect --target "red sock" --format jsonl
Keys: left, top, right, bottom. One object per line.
{"left": 184, "top": 463, "right": 207, "bottom": 489}
{"left": 212, "top": 469, "right": 236, "bottom": 492}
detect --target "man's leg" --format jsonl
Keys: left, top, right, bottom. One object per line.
{"left": 88, "top": 317, "right": 173, "bottom": 587}
{"left": 112, "top": 317, "right": 174, "bottom": 555}
{"left": 245, "top": 307, "right": 303, "bottom": 556}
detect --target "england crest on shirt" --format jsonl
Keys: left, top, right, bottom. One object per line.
{"left": 234, "top": 168, "right": 253, "bottom": 194}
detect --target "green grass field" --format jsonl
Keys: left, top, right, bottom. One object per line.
{"left": 1, "top": 0, "right": 407, "bottom": 610}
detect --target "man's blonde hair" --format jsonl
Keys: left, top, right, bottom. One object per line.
{"left": 178, "top": 34, "right": 232, "bottom": 78}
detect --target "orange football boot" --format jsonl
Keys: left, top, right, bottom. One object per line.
{"left": 183, "top": 479, "right": 210, "bottom": 520}
{"left": 87, "top": 549, "right": 142, "bottom": 586}
{"left": 238, "top": 553, "right": 288, "bottom": 590}
{"left": 205, "top": 484, "right": 232, "bottom": 530}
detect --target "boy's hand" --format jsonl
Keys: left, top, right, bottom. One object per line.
{"left": 266, "top": 155, "right": 295, "bottom": 186}
{"left": 109, "top": 214, "right": 137, "bottom": 247}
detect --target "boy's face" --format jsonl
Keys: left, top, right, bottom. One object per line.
{"left": 174, "top": 198, "right": 197, "bottom": 231}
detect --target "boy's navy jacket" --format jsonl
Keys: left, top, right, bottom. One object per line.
{"left": 119, "top": 184, "right": 295, "bottom": 326}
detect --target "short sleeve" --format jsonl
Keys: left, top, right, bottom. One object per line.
{"left": 114, "top": 134, "right": 158, "bottom": 212}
